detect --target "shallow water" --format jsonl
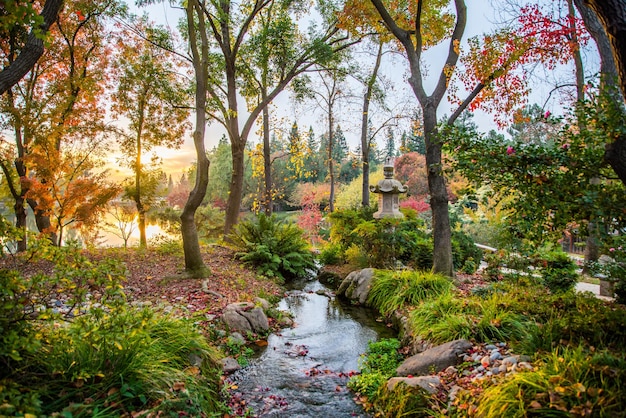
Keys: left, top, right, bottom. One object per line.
{"left": 226, "top": 279, "right": 396, "bottom": 417}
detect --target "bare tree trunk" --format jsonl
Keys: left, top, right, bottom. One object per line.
{"left": 581, "top": 1, "right": 626, "bottom": 187}
{"left": 14, "top": 197, "right": 27, "bottom": 252}
{"left": 225, "top": 139, "right": 245, "bottom": 234}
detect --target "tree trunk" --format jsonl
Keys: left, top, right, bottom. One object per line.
{"left": 574, "top": 0, "right": 621, "bottom": 97}
{"left": 262, "top": 102, "right": 272, "bottom": 215}
{"left": 14, "top": 196, "right": 27, "bottom": 252}
{"left": 582, "top": 0, "right": 626, "bottom": 100}
{"left": 0, "top": 0, "right": 64, "bottom": 95}
{"left": 423, "top": 105, "right": 454, "bottom": 277}
{"left": 225, "top": 138, "right": 245, "bottom": 235}
{"left": 27, "top": 197, "right": 57, "bottom": 244}
{"left": 181, "top": 0, "right": 209, "bottom": 274}
{"left": 135, "top": 127, "right": 147, "bottom": 248}
{"left": 328, "top": 108, "right": 335, "bottom": 213}
{"left": 361, "top": 41, "right": 384, "bottom": 207}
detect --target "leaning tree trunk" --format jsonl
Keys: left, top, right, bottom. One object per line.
{"left": 181, "top": 0, "right": 209, "bottom": 274}
{"left": 328, "top": 109, "right": 335, "bottom": 213}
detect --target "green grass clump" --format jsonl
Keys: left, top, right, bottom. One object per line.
{"left": 28, "top": 308, "right": 224, "bottom": 417}
{"left": 348, "top": 338, "right": 403, "bottom": 400}
{"left": 462, "top": 346, "right": 626, "bottom": 418}
{"left": 368, "top": 270, "right": 453, "bottom": 316}
{"left": 408, "top": 292, "right": 526, "bottom": 345}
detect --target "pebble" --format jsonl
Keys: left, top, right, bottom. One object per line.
{"left": 445, "top": 342, "right": 534, "bottom": 385}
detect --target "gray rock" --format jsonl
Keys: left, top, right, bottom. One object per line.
{"left": 228, "top": 332, "right": 246, "bottom": 345}
{"left": 396, "top": 339, "right": 473, "bottom": 377}
{"left": 189, "top": 353, "right": 203, "bottom": 367}
{"left": 240, "top": 307, "right": 269, "bottom": 332}
{"left": 485, "top": 344, "right": 498, "bottom": 350}
{"left": 337, "top": 268, "right": 375, "bottom": 305}
{"left": 490, "top": 351, "right": 502, "bottom": 361}
{"left": 501, "top": 355, "right": 518, "bottom": 366}
{"left": 222, "top": 302, "right": 270, "bottom": 334}
{"left": 254, "top": 297, "right": 271, "bottom": 310}
{"left": 278, "top": 316, "right": 294, "bottom": 327}
{"left": 386, "top": 376, "right": 442, "bottom": 394}
{"left": 221, "top": 357, "right": 241, "bottom": 374}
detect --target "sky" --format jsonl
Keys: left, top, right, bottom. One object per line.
{"left": 120, "top": 0, "right": 597, "bottom": 182}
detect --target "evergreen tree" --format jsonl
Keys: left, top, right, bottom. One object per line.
{"left": 333, "top": 125, "right": 349, "bottom": 163}
{"left": 384, "top": 126, "right": 396, "bottom": 159}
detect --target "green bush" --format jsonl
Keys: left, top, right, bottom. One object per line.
{"left": 0, "top": 242, "right": 127, "bottom": 377}
{"left": 368, "top": 270, "right": 453, "bottom": 316}
{"left": 452, "top": 228, "right": 483, "bottom": 271}
{"left": 535, "top": 249, "right": 578, "bottom": 293}
{"left": 230, "top": 213, "right": 316, "bottom": 282}
{"left": 319, "top": 242, "right": 343, "bottom": 265}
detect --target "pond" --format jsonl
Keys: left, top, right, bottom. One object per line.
{"left": 226, "top": 278, "right": 396, "bottom": 417}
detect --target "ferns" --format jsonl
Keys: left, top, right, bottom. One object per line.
{"left": 231, "top": 213, "right": 316, "bottom": 282}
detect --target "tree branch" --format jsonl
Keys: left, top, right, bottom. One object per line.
{"left": 0, "top": 0, "right": 65, "bottom": 95}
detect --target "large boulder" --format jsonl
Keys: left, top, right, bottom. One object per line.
{"left": 337, "top": 268, "right": 375, "bottom": 305}
{"left": 222, "top": 302, "right": 269, "bottom": 334}
{"left": 396, "top": 339, "right": 472, "bottom": 377}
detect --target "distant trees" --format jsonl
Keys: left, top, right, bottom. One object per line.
{"left": 110, "top": 18, "right": 190, "bottom": 248}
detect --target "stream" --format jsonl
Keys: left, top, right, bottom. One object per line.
{"left": 226, "top": 278, "right": 396, "bottom": 417}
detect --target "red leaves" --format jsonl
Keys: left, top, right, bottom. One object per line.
{"left": 457, "top": 2, "right": 590, "bottom": 128}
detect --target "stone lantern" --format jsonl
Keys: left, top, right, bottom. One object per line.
{"left": 370, "top": 157, "right": 408, "bottom": 219}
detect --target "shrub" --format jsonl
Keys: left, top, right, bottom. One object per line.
{"left": 535, "top": 249, "right": 578, "bottom": 293}
{"left": 368, "top": 270, "right": 453, "bottom": 316}
{"left": 319, "top": 242, "right": 343, "bottom": 265}
{"left": 348, "top": 338, "right": 430, "bottom": 417}
{"left": 230, "top": 213, "right": 316, "bottom": 282}
{"left": 452, "top": 228, "right": 483, "bottom": 271}
{"left": 1, "top": 242, "right": 127, "bottom": 381}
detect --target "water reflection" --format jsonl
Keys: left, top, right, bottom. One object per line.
{"left": 227, "top": 279, "right": 396, "bottom": 417}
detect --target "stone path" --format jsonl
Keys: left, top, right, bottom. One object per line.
{"left": 576, "top": 281, "right": 614, "bottom": 301}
